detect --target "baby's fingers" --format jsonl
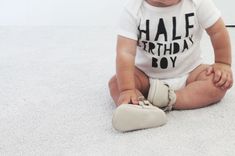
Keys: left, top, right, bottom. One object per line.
{"left": 221, "top": 74, "right": 233, "bottom": 89}
{"left": 206, "top": 66, "right": 213, "bottom": 75}
{"left": 215, "top": 72, "right": 227, "bottom": 87}
{"left": 214, "top": 70, "right": 222, "bottom": 83}
{"left": 131, "top": 96, "right": 139, "bottom": 105}
{"left": 117, "top": 96, "right": 130, "bottom": 105}
{"left": 117, "top": 95, "right": 138, "bottom": 105}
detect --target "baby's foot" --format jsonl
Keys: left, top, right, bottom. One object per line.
{"left": 148, "top": 79, "right": 176, "bottom": 111}
{"left": 112, "top": 97, "right": 167, "bottom": 132}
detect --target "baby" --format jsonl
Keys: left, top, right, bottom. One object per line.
{"left": 109, "top": 0, "right": 233, "bottom": 132}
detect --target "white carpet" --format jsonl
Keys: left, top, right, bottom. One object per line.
{"left": 0, "top": 26, "right": 234, "bottom": 156}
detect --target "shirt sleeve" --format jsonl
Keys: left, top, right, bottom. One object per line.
{"left": 117, "top": 8, "right": 139, "bottom": 40}
{"left": 196, "top": 0, "right": 221, "bottom": 29}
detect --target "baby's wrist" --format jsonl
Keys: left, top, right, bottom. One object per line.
{"left": 120, "top": 88, "right": 136, "bottom": 93}
{"left": 118, "top": 83, "right": 136, "bottom": 92}
{"left": 215, "top": 61, "right": 231, "bottom": 67}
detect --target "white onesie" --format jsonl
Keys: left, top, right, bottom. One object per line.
{"left": 117, "top": 0, "right": 221, "bottom": 80}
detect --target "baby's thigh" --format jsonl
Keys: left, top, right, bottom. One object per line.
{"left": 186, "top": 64, "right": 213, "bottom": 84}
{"left": 134, "top": 67, "right": 150, "bottom": 96}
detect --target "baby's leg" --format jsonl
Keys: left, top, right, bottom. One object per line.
{"left": 174, "top": 65, "right": 227, "bottom": 110}
{"left": 108, "top": 67, "right": 150, "bottom": 106}
{"left": 109, "top": 67, "right": 167, "bottom": 132}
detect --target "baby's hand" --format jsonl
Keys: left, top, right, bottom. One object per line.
{"left": 206, "top": 63, "right": 233, "bottom": 90}
{"left": 117, "top": 89, "right": 142, "bottom": 106}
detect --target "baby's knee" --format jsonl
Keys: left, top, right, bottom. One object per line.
{"left": 207, "top": 77, "right": 227, "bottom": 102}
{"left": 196, "top": 69, "right": 214, "bottom": 81}
{"left": 197, "top": 71, "right": 227, "bottom": 101}
{"left": 209, "top": 85, "right": 226, "bottom": 102}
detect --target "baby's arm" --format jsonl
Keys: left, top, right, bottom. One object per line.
{"left": 116, "top": 35, "right": 140, "bottom": 105}
{"left": 206, "top": 18, "right": 233, "bottom": 89}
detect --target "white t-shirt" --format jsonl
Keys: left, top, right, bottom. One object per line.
{"left": 117, "top": 0, "right": 221, "bottom": 79}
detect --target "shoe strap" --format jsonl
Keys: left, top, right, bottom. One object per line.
{"left": 163, "top": 87, "right": 176, "bottom": 111}
{"left": 138, "top": 96, "right": 152, "bottom": 107}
